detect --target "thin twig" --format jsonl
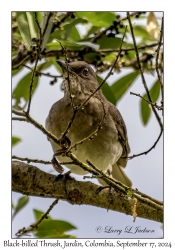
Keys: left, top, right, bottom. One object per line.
{"left": 42, "top": 12, "right": 53, "bottom": 38}
{"left": 98, "top": 42, "right": 163, "bottom": 53}
{"left": 12, "top": 44, "right": 162, "bottom": 70}
{"left": 69, "top": 99, "right": 106, "bottom": 151}
{"left": 12, "top": 155, "right": 51, "bottom": 165}
{"left": 130, "top": 92, "right": 163, "bottom": 110}
{"left": 26, "top": 14, "right": 42, "bottom": 114}
{"left": 127, "top": 12, "right": 163, "bottom": 131}
{"left": 59, "top": 161, "right": 74, "bottom": 165}
{"left": 16, "top": 198, "right": 59, "bottom": 237}
{"left": 61, "top": 107, "right": 78, "bottom": 138}
{"left": 85, "top": 159, "right": 162, "bottom": 211}
{"left": 90, "top": 12, "right": 138, "bottom": 43}
{"left": 26, "top": 12, "right": 55, "bottom": 114}
{"left": 155, "top": 17, "right": 163, "bottom": 109}
{"left": 12, "top": 157, "right": 74, "bottom": 167}
{"left": 12, "top": 117, "right": 29, "bottom": 122}
{"left": 23, "top": 64, "right": 62, "bottom": 79}
{"left": 59, "top": 42, "right": 75, "bottom": 110}
{"left": 134, "top": 189, "right": 163, "bottom": 206}
{"left": 12, "top": 109, "right": 163, "bottom": 211}
{"left": 60, "top": 26, "right": 127, "bottom": 139}
{"left": 26, "top": 53, "right": 39, "bottom": 114}
{"left": 12, "top": 44, "right": 28, "bottom": 69}
{"left": 12, "top": 55, "right": 30, "bottom": 69}
{"left": 51, "top": 12, "right": 73, "bottom": 33}
{"left": 80, "top": 26, "right": 127, "bottom": 110}
{"left": 12, "top": 109, "right": 63, "bottom": 147}
{"left": 34, "top": 12, "right": 42, "bottom": 39}
{"left": 128, "top": 130, "right": 163, "bottom": 160}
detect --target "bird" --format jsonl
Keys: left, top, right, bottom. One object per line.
{"left": 45, "top": 60, "right": 132, "bottom": 187}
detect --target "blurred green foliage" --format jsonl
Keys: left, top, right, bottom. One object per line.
{"left": 12, "top": 11, "right": 162, "bottom": 126}
{"left": 12, "top": 12, "right": 163, "bottom": 238}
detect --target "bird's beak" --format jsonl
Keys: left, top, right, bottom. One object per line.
{"left": 56, "top": 59, "right": 67, "bottom": 72}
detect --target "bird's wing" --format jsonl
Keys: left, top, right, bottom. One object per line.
{"left": 108, "top": 103, "right": 130, "bottom": 159}
{"left": 108, "top": 103, "right": 132, "bottom": 186}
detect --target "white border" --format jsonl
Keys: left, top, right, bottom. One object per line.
{"left": 1, "top": 1, "right": 174, "bottom": 248}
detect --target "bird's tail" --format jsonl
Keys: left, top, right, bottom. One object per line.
{"left": 111, "top": 163, "right": 132, "bottom": 187}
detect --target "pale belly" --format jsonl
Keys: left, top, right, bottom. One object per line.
{"left": 46, "top": 98, "right": 123, "bottom": 175}
{"left": 50, "top": 128, "right": 123, "bottom": 175}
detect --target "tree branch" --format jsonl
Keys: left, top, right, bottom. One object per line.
{"left": 16, "top": 198, "right": 59, "bottom": 237}
{"left": 12, "top": 161, "right": 163, "bottom": 223}
{"left": 128, "top": 130, "right": 163, "bottom": 160}
{"left": 12, "top": 155, "right": 51, "bottom": 165}
{"left": 127, "top": 12, "right": 163, "bottom": 131}
{"left": 51, "top": 12, "right": 73, "bottom": 33}
{"left": 98, "top": 42, "right": 163, "bottom": 53}
{"left": 90, "top": 12, "right": 139, "bottom": 43}
{"left": 130, "top": 91, "right": 163, "bottom": 111}
{"left": 12, "top": 108, "right": 162, "bottom": 211}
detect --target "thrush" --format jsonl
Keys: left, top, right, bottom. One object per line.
{"left": 45, "top": 60, "right": 132, "bottom": 186}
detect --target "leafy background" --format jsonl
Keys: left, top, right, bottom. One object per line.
{"left": 12, "top": 11, "right": 163, "bottom": 238}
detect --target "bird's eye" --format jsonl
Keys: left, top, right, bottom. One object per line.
{"left": 83, "top": 67, "right": 89, "bottom": 76}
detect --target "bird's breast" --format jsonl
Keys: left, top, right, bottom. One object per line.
{"left": 46, "top": 97, "right": 123, "bottom": 175}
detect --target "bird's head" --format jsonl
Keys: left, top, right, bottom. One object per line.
{"left": 56, "top": 60, "right": 100, "bottom": 97}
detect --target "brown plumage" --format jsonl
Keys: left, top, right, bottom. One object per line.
{"left": 46, "top": 60, "right": 132, "bottom": 186}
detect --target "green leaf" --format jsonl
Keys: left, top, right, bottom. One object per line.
{"left": 50, "top": 29, "right": 63, "bottom": 40}
{"left": 46, "top": 41, "right": 82, "bottom": 50}
{"left": 65, "top": 26, "right": 81, "bottom": 41}
{"left": 97, "top": 76, "right": 116, "bottom": 105}
{"left": 35, "top": 231, "right": 75, "bottom": 238}
{"left": 16, "top": 12, "right": 32, "bottom": 49}
{"left": 76, "top": 12, "right": 116, "bottom": 28}
{"left": 33, "top": 209, "right": 52, "bottom": 221}
{"left": 141, "top": 97, "right": 151, "bottom": 125}
{"left": 62, "top": 18, "right": 87, "bottom": 30}
{"left": 12, "top": 136, "right": 21, "bottom": 147}
{"left": 141, "top": 79, "right": 160, "bottom": 125}
{"left": 49, "top": 58, "right": 62, "bottom": 73}
{"left": 149, "top": 79, "right": 161, "bottom": 102}
{"left": 132, "top": 25, "right": 156, "bottom": 42}
{"left": 36, "top": 12, "right": 42, "bottom": 23}
{"left": 12, "top": 72, "right": 39, "bottom": 107}
{"left": 26, "top": 12, "right": 39, "bottom": 40}
{"left": 85, "top": 26, "right": 100, "bottom": 38}
{"left": 97, "top": 36, "right": 127, "bottom": 49}
{"left": 37, "top": 60, "right": 53, "bottom": 71}
{"left": 34, "top": 220, "right": 76, "bottom": 238}
{"left": 102, "top": 53, "right": 116, "bottom": 62}
{"left": 111, "top": 71, "right": 140, "bottom": 102}
{"left": 41, "top": 12, "right": 54, "bottom": 51}
{"left": 84, "top": 52, "right": 99, "bottom": 62}
{"left": 13, "top": 30, "right": 23, "bottom": 41}
{"left": 13, "top": 196, "right": 29, "bottom": 219}
{"left": 12, "top": 67, "right": 23, "bottom": 76}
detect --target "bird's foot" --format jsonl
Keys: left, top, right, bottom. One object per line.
{"left": 58, "top": 135, "right": 71, "bottom": 150}
{"left": 96, "top": 185, "right": 114, "bottom": 211}
{"left": 51, "top": 136, "right": 71, "bottom": 173}
{"left": 54, "top": 170, "right": 73, "bottom": 182}
{"left": 51, "top": 156, "right": 64, "bottom": 173}
{"left": 54, "top": 171, "right": 74, "bottom": 197}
